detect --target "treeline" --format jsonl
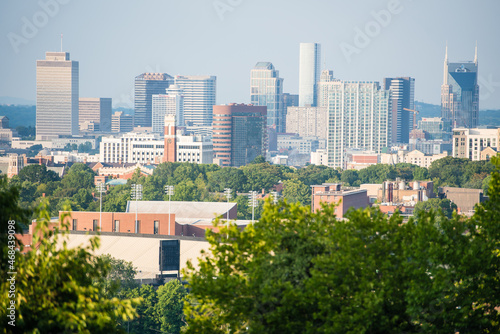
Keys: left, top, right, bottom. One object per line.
{"left": 7, "top": 156, "right": 494, "bottom": 220}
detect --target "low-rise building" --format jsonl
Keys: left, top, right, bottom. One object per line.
{"left": 452, "top": 127, "right": 500, "bottom": 161}
{"left": 311, "top": 183, "right": 369, "bottom": 218}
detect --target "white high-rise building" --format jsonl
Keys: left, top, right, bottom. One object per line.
{"left": 152, "top": 85, "right": 184, "bottom": 135}
{"left": 174, "top": 75, "right": 216, "bottom": 127}
{"left": 325, "top": 81, "right": 391, "bottom": 168}
{"left": 452, "top": 127, "right": 500, "bottom": 161}
{"left": 299, "top": 43, "right": 321, "bottom": 107}
{"left": 317, "top": 70, "right": 335, "bottom": 108}
{"left": 36, "top": 52, "right": 79, "bottom": 140}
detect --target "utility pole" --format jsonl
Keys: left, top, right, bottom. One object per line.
{"left": 165, "top": 185, "right": 174, "bottom": 235}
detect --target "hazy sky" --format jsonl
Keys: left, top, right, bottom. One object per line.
{"left": 1, "top": 0, "right": 499, "bottom": 109}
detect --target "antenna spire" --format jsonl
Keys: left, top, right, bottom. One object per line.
{"left": 60, "top": 34, "right": 63, "bottom": 52}
{"left": 474, "top": 41, "right": 478, "bottom": 64}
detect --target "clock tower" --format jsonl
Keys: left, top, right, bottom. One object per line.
{"left": 163, "top": 114, "right": 176, "bottom": 162}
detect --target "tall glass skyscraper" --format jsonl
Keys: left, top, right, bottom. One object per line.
{"left": 384, "top": 77, "right": 415, "bottom": 144}
{"left": 36, "top": 52, "right": 79, "bottom": 140}
{"left": 441, "top": 45, "right": 479, "bottom": 129}
{"left": 134, "top": 73, "right": 174, "bottom": 128}
{"left": 325, "top": 81, "right": 391, "bottom": 168}
{"left": 152, "top": 85, "right": 184, "bottom": 135}
{"left": 173, "top": 75, "right": 216, "bottom": 127}
{"left": 299, "top": 43, "right": 321, "bottom": 107}
{"left": 250, "top": 62, "right": 284, "bottom": 133}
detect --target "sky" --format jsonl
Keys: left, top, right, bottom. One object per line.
{"left": 0, "top": 0, "right": 499, "bottom": 109}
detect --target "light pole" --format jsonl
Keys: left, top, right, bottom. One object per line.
{"left": 248, "top": 191, "right": 258, "bottom": 223}
{"left": 165, "top": 185, "right": 174, "bottom": 235}
{"left": 271, "top": 191, "right": 279, "bottom": 205}
{"left": 131, "top": 184, "right": 142, "bottom": 233}
{"left": 96, "top": 183, "right": 106, "bottom": 231}
{"left": 224, "top": 188, "right": 232, "bottom": 237}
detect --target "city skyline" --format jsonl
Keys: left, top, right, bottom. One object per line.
{"left": 1, "top": 1, "right": 499, "bottom": 110}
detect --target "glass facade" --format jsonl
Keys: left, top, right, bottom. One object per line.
{"left": 134, "top": 73, "right": 174, "bottom": 127}
{"left": 174, "top": 75, "right": 216, "bottom": 127}
{"left": 152, "top": 85, "right": 184, "bottom": 135}
{"left": 299, "top": 43, "right": 321, "bottom": 107}
{"left": 384, "top": 77, "right": 415, "bottom": 144}
{"left": 250, "top": 62, "right": 284, "bottom": 132}
{"left": 36, "top": 52, "right": 79, "bottom": 140}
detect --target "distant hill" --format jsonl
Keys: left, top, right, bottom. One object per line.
{"left": 414, "top": 101, "right": 500, "bottom": 127}
{"left": 0, "top": 105, "right": 36, "bottom": 128}
{"left": 414, "top": 101, "right": 440, "bottom": 120}
{"left": 0, "top": 96, "right": 35, "bottom": 105}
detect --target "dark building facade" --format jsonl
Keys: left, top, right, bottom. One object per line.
{"left": 441, "top": 46, "right": 479, "bottom": 129}
{"left": 134, "top": 73, "right": 174, "bottom": 127}
{"left": 213, "top": 104, "right": 267, "bottom": 167}
{"left": 384, "top": 77, "right": 415, "bottom": 144}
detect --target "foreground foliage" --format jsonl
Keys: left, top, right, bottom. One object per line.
{"left": 183, "top": 156, "right": 500, "bottom": 333}
{"left": 0, "top": 200, "right": 140, "bottom": 333}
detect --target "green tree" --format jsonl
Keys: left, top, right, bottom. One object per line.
{"left": 103, "top": 184, "right": 131, "bottom": 212}
{"left": 171, "top": 180, "right": 201, "bottom": 201}
{"left": 16, "top": 164, "right": 60, "bottom": 183}
{"left": 156, "top": 280, "right": 187, "bottom": 334}
{"left": 119, "top": 284, "right": 160, "bottom": 334}
{"left": 251, "top": 155, "right": 266, "bottom": 164}
{"left": 207, "top": 167, "right": 247, "bottom": 192}
{"left": 240, "top": 162, "right": 281, "bottom": 192}
{"left": 0, "top": 202, "right": 140, "bottom": 333}
{"left": 282, "top": 178, "right": 311, "bottom": 206}
{"left": 184, "top": 156, "right": 500, "bottom": 333}
{"left": 60, "top": 163, "right": 96, "bottom": 196}
{"left": 414, "top": 198, "right": 457, "bottom": 220}
{"left": 340, "top": 169, "right": 358, "bottom": 186}
{"left": 97, "top": 254, "right": 139, "bottom": 295}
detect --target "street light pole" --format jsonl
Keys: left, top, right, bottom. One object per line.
{"left": 224, "top": 188, "right": 232, "bottom": 238}
{"left": 131, "top": 184, "right": 142, "bottom": 233}
{"left": 97, "top": 183, "right": 106, "bottom": 231}
{"left": 165, "top": 185, "right": 174, "bottom": 235}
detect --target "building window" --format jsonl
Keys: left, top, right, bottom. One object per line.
{"left": 72, "top": 219, "right": 77, "bottom": 231}
{"left": 93, "top": 219, "right": 98, "bottom": 232}
{"left": 154, "top": 220, "right": 159, "bottom": 235}
{"left": 113, "top": 220, "right": 120, "bottom": 233}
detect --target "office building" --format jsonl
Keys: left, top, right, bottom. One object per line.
{"left": 79, "top": 98, "right": 112, "bottom": 132}
{"left": 176, "top": 134, "right": 213, "bottom": 164}
{"left": 111, "top": 111, "right": 134, "bottom": 133}
{"left": 250, "top": 62, "right": 285, "bottom": 132}
{"left": 299, "top": 43, "right": 321, "bottom": 107}
{"left": 213, "top": 104, "right": 267, "bottom": 167}
{"left": 134, "top": 73, "right": 174, "bottom": 128}
{"left": 152, "top": 85, "right": 184, "bottom": 135}
{"left": 311, "top": 183, "right": 369, "bottom": 218}
{"left": 384, "top": 77, "right": 415, "bottom": 144}
{"left": 325, "top": 81, "right": 391, "bottom": 169}
{"left": 418, "top": 117, "right": 451, "bottom": 141}
{"left": 283, "top": 93, "right": 299, "bottom": 108}
{"left": 286, "top": 106, "right": 327, "bottom": 139}
{"left": 452, "top": 127, "right": 500, "bottom": 161}
{"left": 100, "top": 132, "right": 164, "bottom": 164}
{"left": 174, "top": 75, "right": 216, "bottom": 127}
{"left": 36, "top": 52, "right": 79, "bottom": 140}
{"left": 441, "top": 45, "right": 479, "bottom": 128}
{"left": 317, "top": 70, "right": 335, "bottom": 108}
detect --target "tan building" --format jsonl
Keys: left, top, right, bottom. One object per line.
{"left": 79, "top": 97, "right": 112, "bottom": 132}
{"left": 404, "top": 150, "right": 448, "bottom": 168}
{"left": 452, "top": 127, "right": 500, "bottom": 161}
{"left": 440, "top": 187, "right": 487, "bottom": 215}
{"left": 311, "top": 183, "right": 369, "bottom": 218}
{"left": 286, "top": 106, "right": 327, "bottom": 139}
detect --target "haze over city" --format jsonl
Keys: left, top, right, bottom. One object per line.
{"left": 1, "top": 0, "right": 500, "bottom": 109}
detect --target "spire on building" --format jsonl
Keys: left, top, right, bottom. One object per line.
{"left": 443, "top": 43, "right": 449, "bottom": 85}
{"left": 474, "top": 41, "right": 478, "bottom": 65}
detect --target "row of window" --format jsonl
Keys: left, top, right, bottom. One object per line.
{"left": 72, "top": 219, "right": 161, "bottom": 234}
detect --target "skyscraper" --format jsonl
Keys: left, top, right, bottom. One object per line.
{"left": 317, "top": 70, "right": 335, "bottom": 108}
{"left": 134, "top": 73, "right": 174, "bottom": 128}
{"left": 384, "top": 77, "right": 415, "bottom": 144}
{"left": 79, "top": 97, "right": 112, "bottom": 132}
{"left": 325, "top": 81, "right": 391, "bottom": 168}
{"left": 299, "top": 43, "right": 321, "bottom": 107}
{"left": 250, "top": 62, "right": 284, "bottom": 132}
{"left": 36, "top": 52, "right": 79, "bottom": 140}
{"left": 213, "top": 104, "right": 267, "bottom": 167}
{"left": 173, "top": 75, "right": 216, "bottom": 127}
{"left": 441, "top": 45, "right": 479, "bottom": 129}
{"left": 152, "top": 85, "right": 184, "bottom": 135}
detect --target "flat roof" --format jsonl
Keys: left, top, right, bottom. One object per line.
{"left": 127, "top": 201, "right": 237, "bottom": 219}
